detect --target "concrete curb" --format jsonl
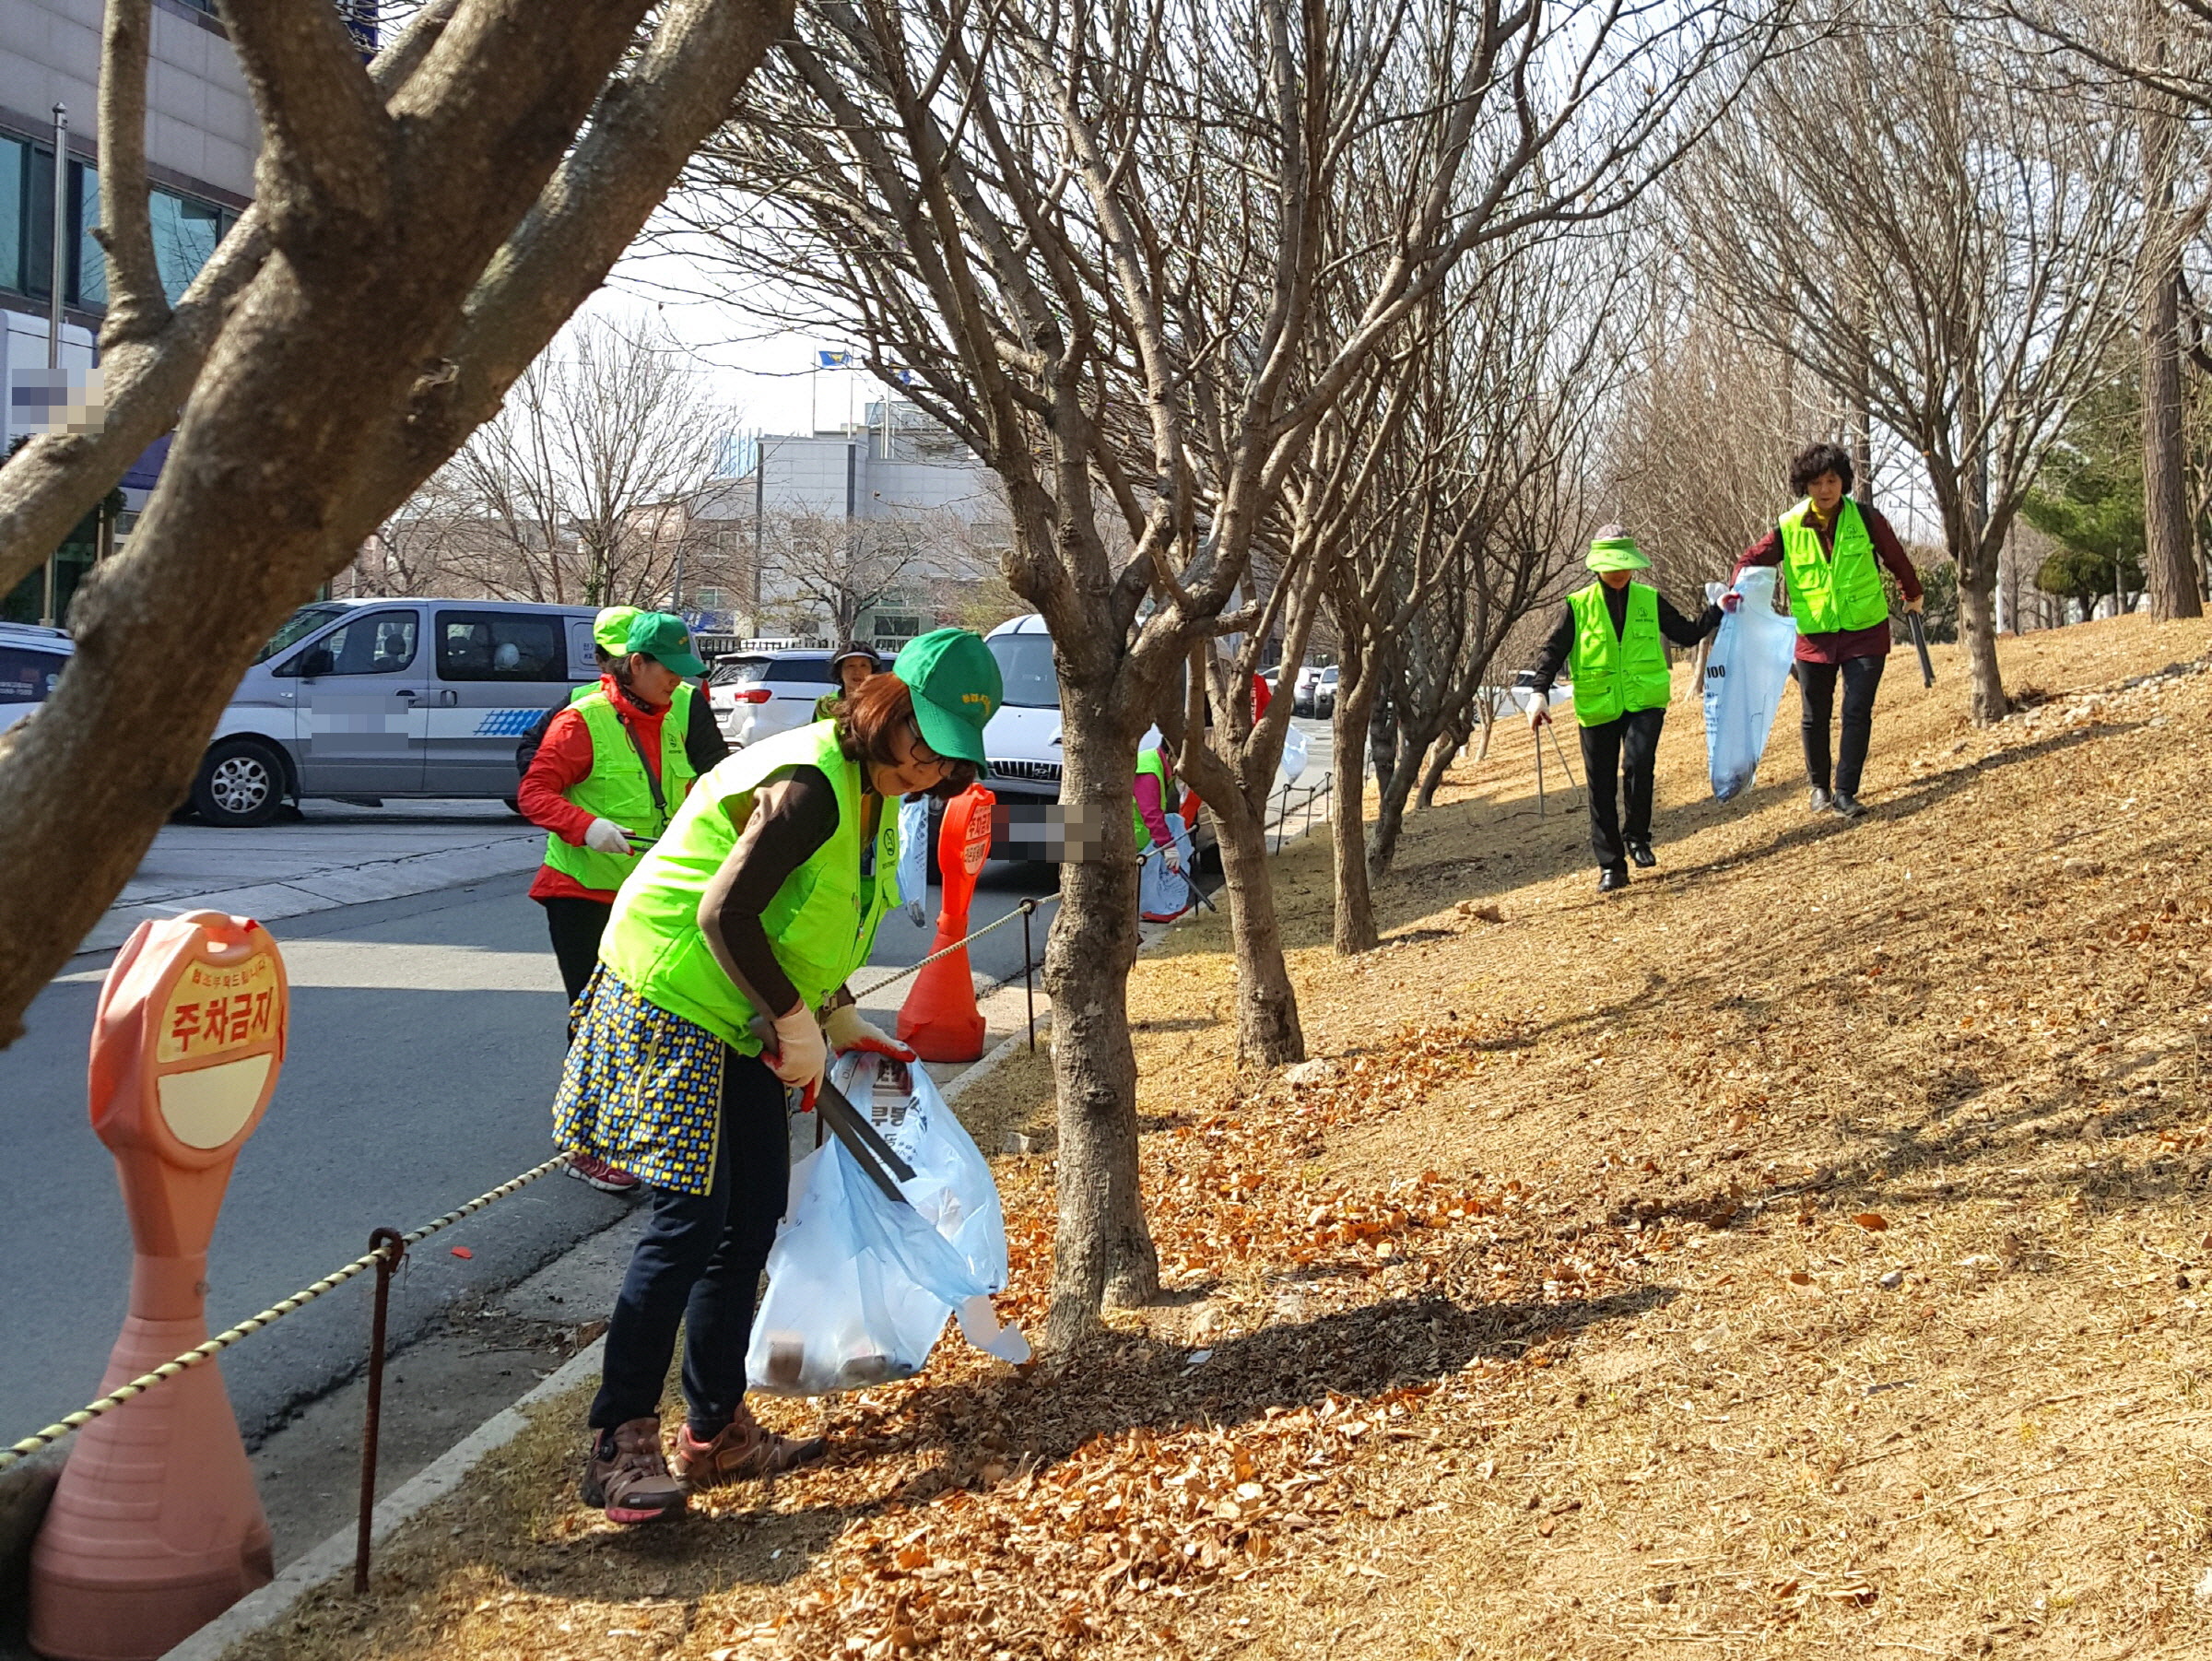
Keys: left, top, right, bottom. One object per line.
{"left": 76, "top": 838, "right": 544, "bottom": 958}
{"left": 159, "top": 1337, "right": 605, "bottom": 1661}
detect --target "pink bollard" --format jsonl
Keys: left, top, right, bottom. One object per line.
{"left": 29, "top": 912, "right": 286, "bottom": 1661}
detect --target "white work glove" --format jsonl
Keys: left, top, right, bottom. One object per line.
{"left": 905, "top": 896, "right": 928, "bottom": 928}
{"left": 1159, "top": 841, "right": 1184, "bottom": 875}
{"left": 1526, "top": 698, "right": 1550, "bottom": 730}
{"left": 583, "top": 817, "right": 635, "bottom": 855}
{"left": 764, "top": 1004, "right": 827, "bottom": 1093}
{"left": 1904, "top": 594, "right": 1925, "bottom": 615}
{"left": 825, "top": 1002, "right": 916, "bottom": 1061}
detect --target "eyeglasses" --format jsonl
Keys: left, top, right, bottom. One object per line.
{"left": 904, "top": 718, "right": 952, "bottom": 775}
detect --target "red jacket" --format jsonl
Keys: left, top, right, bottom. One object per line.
{"left": 519, "top": 675, "right": 671, "bottom": 904}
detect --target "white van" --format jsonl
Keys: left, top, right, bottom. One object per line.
{"left": 0, "top": 622, "right": 73, "bottom": 738}
{"left": 193, "top": 598, "right": 601, "bottom": 825}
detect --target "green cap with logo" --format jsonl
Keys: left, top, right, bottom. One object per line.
{"left": 1586, "top": 533, "right": 1651, "bottom": 573}
{"left": 624, "top": 611, "right": 707, "bottom": 677}
{"left": 593, "top": 606, "right": 641, "bottom": 654}
{"left": 892, "top": 627, "right": 1002, "bottom": 772}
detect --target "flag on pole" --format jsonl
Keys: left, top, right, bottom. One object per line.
{"left": 816, "top": 348, "right": 853, "bottom": 370}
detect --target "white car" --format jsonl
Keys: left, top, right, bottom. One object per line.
{"left": 708, "top": 647, "right": 844, "bottom": 747}
{"left": 0, "top": 622, "right": 73, "bottom": 736}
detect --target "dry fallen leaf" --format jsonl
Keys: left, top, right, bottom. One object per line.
{"left": 1852, "top": 1213, "right": 1889, "bottom": 1231}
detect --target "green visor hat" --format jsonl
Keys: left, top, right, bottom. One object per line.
{"left": 624, "top": 611, "right": 707, "bottom": 677}
{"left": 592, "top": 606, "right": 642, "bottom": 654}
{"left": 892, "top": 628, "right": 1003, "bottom": 773}
{"left": 1586, "top": 536, "right": 1652, "bottom": 573}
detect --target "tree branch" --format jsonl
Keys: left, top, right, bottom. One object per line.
{"left": 0, "top": 0, "right": 460, "bottom": 601}
{"left": 92, "top": 0, "right": 171, "bottom": 346}
{"left": 218, "top": 0, "right": 396, "bottom": 239}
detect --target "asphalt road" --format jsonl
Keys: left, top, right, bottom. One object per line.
{"left": 0, "top": 722, "right": 1328, "bottom": 1445}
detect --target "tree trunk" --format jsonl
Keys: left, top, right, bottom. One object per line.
{"left": 1367, "top": 708, "right": 1442, "bottom": 878}
{"left": 2143, "top": 277, "right": 2201, "bottom": 619}
{"left": 1415, "top": 726, "right": 1462, "bottom": 809}
{"left": 1959, "top": 556, "right": 2006, "bottom": 723}
{"left": 1041, "top": 684, "right": 1159, "bottom": 1347}
{"left": 1209, "top": 783, "right": 1304, "bottom": 1066}
{"left": 1330, "top": 644, "right": 1382, "bottom": 954}
{"left": 2140, "top": 74, "right": 2202, "bottom": 621}
{"left": 1473, "top": 703, "right": 1496, "bottom": 763}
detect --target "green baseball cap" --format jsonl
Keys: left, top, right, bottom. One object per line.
{"left": 593, "top": 606, "right": 641, "bottom": 654}
{"left": 624, "top": 611, "right": 707, "bottom": 677}
{"left": 892, "top": 627, "right": 1002, "bottom": 772}
{"left": 1587, "top": 535, "right": 1651, "bottom": 573}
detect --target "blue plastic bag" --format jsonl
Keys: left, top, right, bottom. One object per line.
{"left": 1702, "top": 566, "right": 1798, "bottom": 801}
{"left": 747, "top": 1052, "right": 1029, "bottom": 1395}
{"left": 898, "top": 795, "right": 930, "bottom": 927}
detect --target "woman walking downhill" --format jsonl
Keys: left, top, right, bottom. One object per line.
{"left": 554, "top": 628, "right": 1001, "bottom": 1524}
{"left": 1730, "top": 442, "right": 1924, "bottom": 819}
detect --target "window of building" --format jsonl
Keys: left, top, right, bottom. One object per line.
{"left": 148, "top": 191, "right": 227, "bottom": 302}
{"left": 0, "top": 137, "right": 22, "bottom": 296}
{"left": 0, "top": 135, "right": 235, "bottom": 308}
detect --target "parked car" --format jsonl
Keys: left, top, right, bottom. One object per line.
{"left": 707, "top": 647, "right": 846, "bottom": 748}
{"left": 1290, "top": 664, "right": 1325, "bottom": 716}
{"left": 0, "top": 621, "right": 73, "bottom": 737}
{"left": 191, "top": 598, "right": 602, "bottom": 826}
{"left": 980, "top": 613, "right": 1217, "bottom": 866}
{"left": 1313, "top": 666, "right": 1339, "bottom": 718}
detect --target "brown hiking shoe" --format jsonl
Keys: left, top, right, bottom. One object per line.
{"left": 581, "top": 1417, "right": 687, "bottom": 1525}
{"left": 673, "top": 1402, "right": 829, "bottom": 1489}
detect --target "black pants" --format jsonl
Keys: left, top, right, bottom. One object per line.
{"left": 1795, "top": 654, "right": 1886, "bottom": 796}
{"left": 541, "top": 895, "right": 611, "bottom": 1007}
{"left": 1577, "top": 707, "right": 1665, "bottom": 874}
{"left": 590, "top": 1050, "right": 790, "bottom": 1436}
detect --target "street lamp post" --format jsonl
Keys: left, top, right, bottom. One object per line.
{"left": 42, "top": 102, "right": 68, "bottom": 626}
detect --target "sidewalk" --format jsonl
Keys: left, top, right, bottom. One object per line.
{"left": 78, "top": 802, "right": 544, "bottom": 955}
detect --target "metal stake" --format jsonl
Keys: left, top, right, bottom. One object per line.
{"left": 355, "top": 1226, "right": 406, "bottom": 1595}
{"left": 1535, "top": 724, "right": 1547, "bottom": 819}
{"left": 1019, "top": 898, "right": 1037, "bottom": 1052}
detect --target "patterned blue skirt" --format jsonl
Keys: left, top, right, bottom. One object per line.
{"left": 554, "top": 968, "right": 727, "bottom": 1196}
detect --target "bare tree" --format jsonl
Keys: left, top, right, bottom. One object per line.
{"left": 399, "top": 315, "right": 733, "bottom": 607}
{"left": 675, "top": 0, "right": 1782, "bottom": 1344}
{"left": 756, "top": 512, "right": 937, "bottom": 641}
{"left": 1680, "top": 6, "right": 2135, "bottom": 722}
{"left": 0, "top": 0, "right": 794, "bottom": 1045}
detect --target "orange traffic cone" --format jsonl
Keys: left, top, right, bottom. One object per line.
{"left": 898, "top": 784, "right": 994, "bottom": 1062}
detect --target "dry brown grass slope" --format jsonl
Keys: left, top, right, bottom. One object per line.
{"left": 239, "top": 616, "right": 2212, "bottom": 1660}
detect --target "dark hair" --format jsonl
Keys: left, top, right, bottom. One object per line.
{"left": 1788, "top": 442, "right": 1854, "bottom": 498}
{"left": 837, "top": 674, "right": 979, "bottom": 800}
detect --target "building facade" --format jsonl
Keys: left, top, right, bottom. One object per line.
{"left": 693, "top": 399, "right": 1014, "bottom": 648}
{"left": 0, "top": 0, "right": 304, "bottom": 618}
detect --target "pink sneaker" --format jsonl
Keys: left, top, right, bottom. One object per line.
{"left": 567, "top": 1151, "right": 641, "bottom": 1195}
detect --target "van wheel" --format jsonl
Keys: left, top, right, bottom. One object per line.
{"left": 503, "top": 796, "right": 524, "bottom": 818}
{"left": 192, "top": 738, "right": 288, "bottom": 828}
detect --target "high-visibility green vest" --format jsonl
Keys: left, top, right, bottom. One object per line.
{"left": 1132, "top": 747, "right": 1171, "bottom": 849}
{"left": 1567, "top": 582, "right": 1673, "bottom": 726}
{"left": 541, "top": 684, "right": 699, "bottom": 893}
{"left": 598, "top": 720, "right": 900, "bottom": 1052}
{"left": 1778, "top": 497, "right": 1888, "bottom": 634}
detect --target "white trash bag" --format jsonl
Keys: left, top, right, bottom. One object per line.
{"left": 897, "top": 794, "right": 930, "bottom": 928}
{"left": 1277, "top": 722, "right": 1310, "bottom": 784}
{"left": 1702, "top": 566, "right": 1799, "bottom": 801}
{"left": 747, "top": 1051, "right": 1030, "bottom": 1395}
